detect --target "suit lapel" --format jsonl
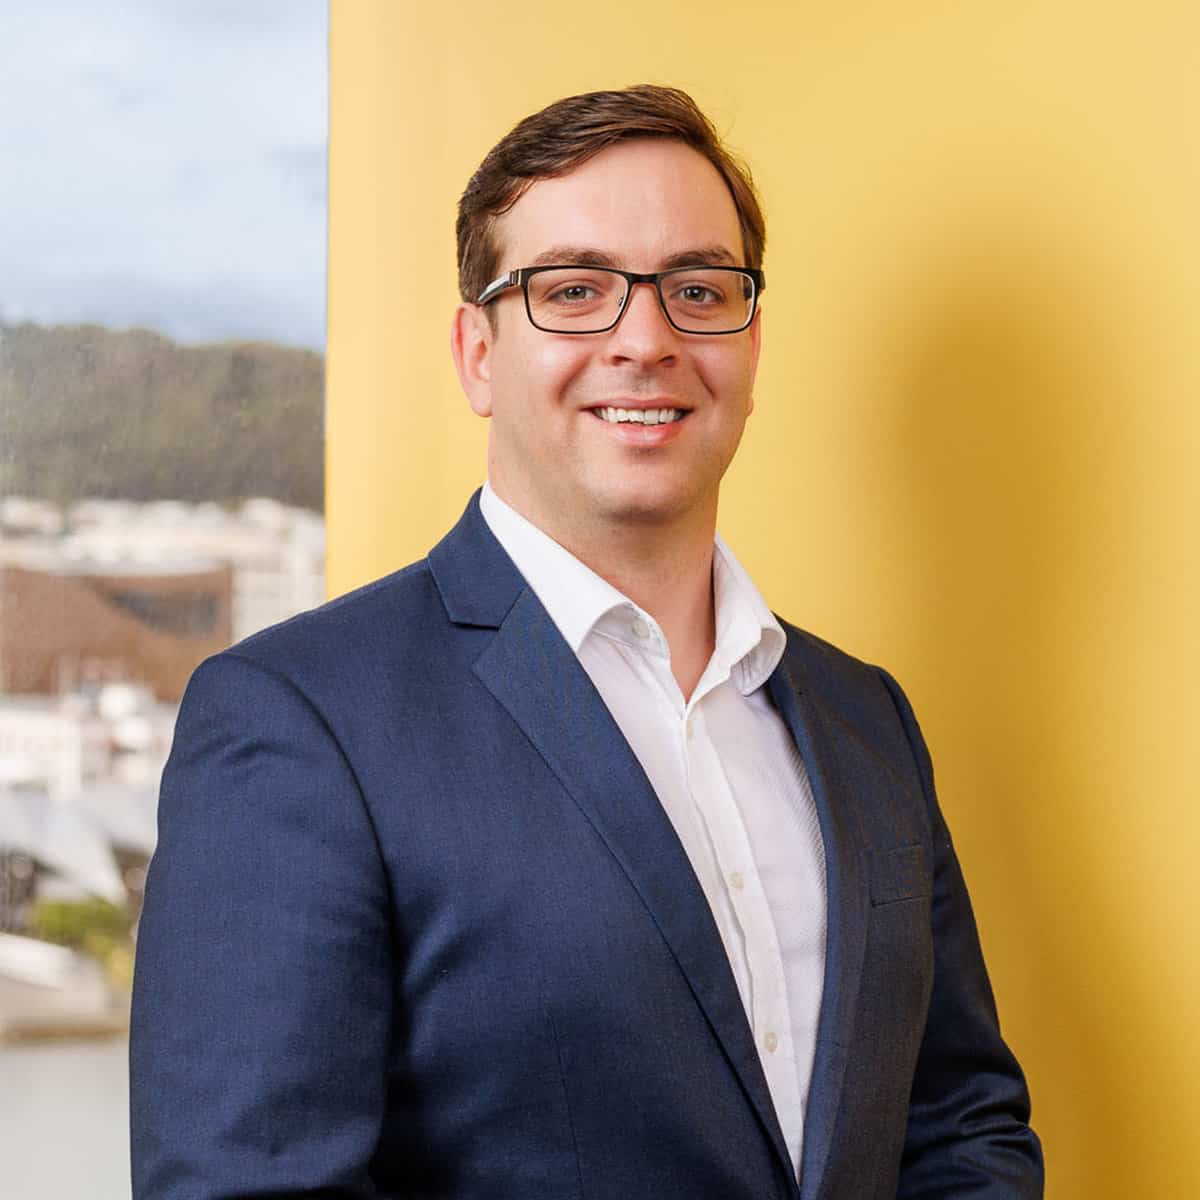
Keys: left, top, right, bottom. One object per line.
{"left": 429, "top": 493, "right": 797, "bottom": 1190}
{"left": 473, "top": 587, "right": 798, "bottom": 1189}
{"left": 768, "top": 647, "right": 870, "bottom": 1200}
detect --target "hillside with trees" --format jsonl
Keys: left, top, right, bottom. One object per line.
{"left": 0, "top": 322, "right": 324, "bottom": 511}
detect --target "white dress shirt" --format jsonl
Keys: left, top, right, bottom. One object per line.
{"left": 479, "top": 482, "right": 827, "bottom": 1178}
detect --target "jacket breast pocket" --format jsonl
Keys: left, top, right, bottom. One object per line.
{"left": 868, "top": 843, "right": 931, "bottom": 906}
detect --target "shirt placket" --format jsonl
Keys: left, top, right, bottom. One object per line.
{"left": 682, "top": 696, "right": 804, "bottom": 1163}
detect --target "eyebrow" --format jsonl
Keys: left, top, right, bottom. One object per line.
{"left": 527, "top": 244, "right": 740, "bottom": 270}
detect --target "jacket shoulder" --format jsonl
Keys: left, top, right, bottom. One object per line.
{"left": 774, "top": 615, "right": 888, "bottom": 698}
{"left": 194, "top": 558, "right": 445, "bottom": 694}
{"left": 772, "top": 615, "right": 924, "bottom": 776}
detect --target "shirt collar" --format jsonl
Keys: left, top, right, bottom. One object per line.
{"left": 479, "top": 482, "right": 632, "bottom": 654}
{"left": 479, "top": 481, "right": 786, "bottom": 694}
{"left": 711, "top": 534, "right": 787, "bottom": 694}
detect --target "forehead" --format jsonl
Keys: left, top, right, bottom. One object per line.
{"left": 493, "top": 138, "right": 744, "bottom": 269}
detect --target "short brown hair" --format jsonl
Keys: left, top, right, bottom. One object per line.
{"left": 456, "top": 84, "right": 766, "bottom": 308}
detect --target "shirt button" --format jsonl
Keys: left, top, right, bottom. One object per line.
{"left": 729, "top": 871, "right": 745, "bottom": 891}
{"left": 631, "top": 618, "right": 649, "bottom": 638}
{"left": 764, "top": 1031, "right": 779, "bottom": 1054}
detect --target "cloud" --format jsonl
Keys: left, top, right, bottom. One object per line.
{"left": 0, "top": 0, "right": 327, "bottom": 350}
{"left": 0, "top": 265, "right": 323, "bottom": 351}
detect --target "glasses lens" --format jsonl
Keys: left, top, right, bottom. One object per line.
{"left": 660, "top": 268, "right": 755, "bottom": 333}
{"left": 527, "top": 268, "right": 626, "bottom": 332}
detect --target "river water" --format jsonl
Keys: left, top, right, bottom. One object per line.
{"left": 0, "top": 1036, "right": 130, "bottom": 1200}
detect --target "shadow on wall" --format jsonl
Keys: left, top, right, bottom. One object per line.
{"left": 861, "top": 224, "right": 1159, "bottom": 1195}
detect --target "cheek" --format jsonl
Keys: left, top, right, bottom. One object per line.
{"left": 695, "top": 349, "right": 756, "bottom": 413}
{"left": 528, "top": 341, "right": 592, "bottom": 397}
{"left": 488, "top": 344, "right": 596, "bottom": 460}
{"left": 495, "top": 336, "right": 590, "bottom": 406}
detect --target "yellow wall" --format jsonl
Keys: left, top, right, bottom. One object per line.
{"left": 328, "top": 3, "right": 1200, "bottom": 1194}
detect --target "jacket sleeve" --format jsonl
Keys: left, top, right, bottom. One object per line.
{"left": 130, "top": 651, "right": 393, "bottom": 1199}
{"left": 877, "top": 668, "right": 1045, "bottom": 1199}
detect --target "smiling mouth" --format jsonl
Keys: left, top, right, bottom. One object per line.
{"left": 590, "top": 406, "right": 688, "bottom": 425}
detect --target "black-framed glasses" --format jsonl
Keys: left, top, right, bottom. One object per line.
{"left": 475, "top": 264, "right": 765, "bottom": 335}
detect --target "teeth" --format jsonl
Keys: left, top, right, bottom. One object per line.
{"left": 597, "top": 407, "right": 682, "bottom": 425}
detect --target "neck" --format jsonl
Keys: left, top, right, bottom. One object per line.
{"left": 489, "top": 481, "right": 719, "bottom": 702}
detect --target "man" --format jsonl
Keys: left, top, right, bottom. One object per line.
{"left": 131, "top": 85, "right": 1043, "bottom": 1199}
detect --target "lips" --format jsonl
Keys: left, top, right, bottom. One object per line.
{"left": 586, "top": 400, "right": 692, "bottom": 417}
{"left": 583, "top": 403, "right": 691, "bottom": 447}
{"left": 593, "top": 406, "right": 685, "bottom": 425}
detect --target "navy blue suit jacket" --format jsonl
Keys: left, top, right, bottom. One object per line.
{"left": 130, "top": 491, "right": 1043, "bottom": 1199}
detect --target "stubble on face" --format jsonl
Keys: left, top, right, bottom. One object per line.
{"left": 479, "top": 138, "right": 760, "bottom": 551}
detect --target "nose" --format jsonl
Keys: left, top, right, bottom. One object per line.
{"left": 603, "top": 279, "right": 678, "bottom": 365}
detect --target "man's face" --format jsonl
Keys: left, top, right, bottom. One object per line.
{"left": 456, "top": 137, "right": 761, "bottom": 537}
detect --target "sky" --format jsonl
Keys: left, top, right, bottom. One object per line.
{"left": 0, "top": 1, "right": 327, "bottom": 350}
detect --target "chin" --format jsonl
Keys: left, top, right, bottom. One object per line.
{"left": 590, "top": 480, "right": 706, "bottom": 527}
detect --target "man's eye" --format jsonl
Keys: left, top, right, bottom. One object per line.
{"left": 553, "top": 284, "right": 596, "bottom": 302}
{"left": 675, "top": 282, "right": 724, "bottom": 305}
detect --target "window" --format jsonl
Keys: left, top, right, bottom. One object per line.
{"left": 0, "top": 6, "right": 328, "bottom": 1195}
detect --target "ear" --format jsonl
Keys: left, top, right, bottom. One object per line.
{"left": 746, "top": 304, "right": 763, "bottom": 417}
{"left": 450, "top": 303, "right": 495, "bottom": 418}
